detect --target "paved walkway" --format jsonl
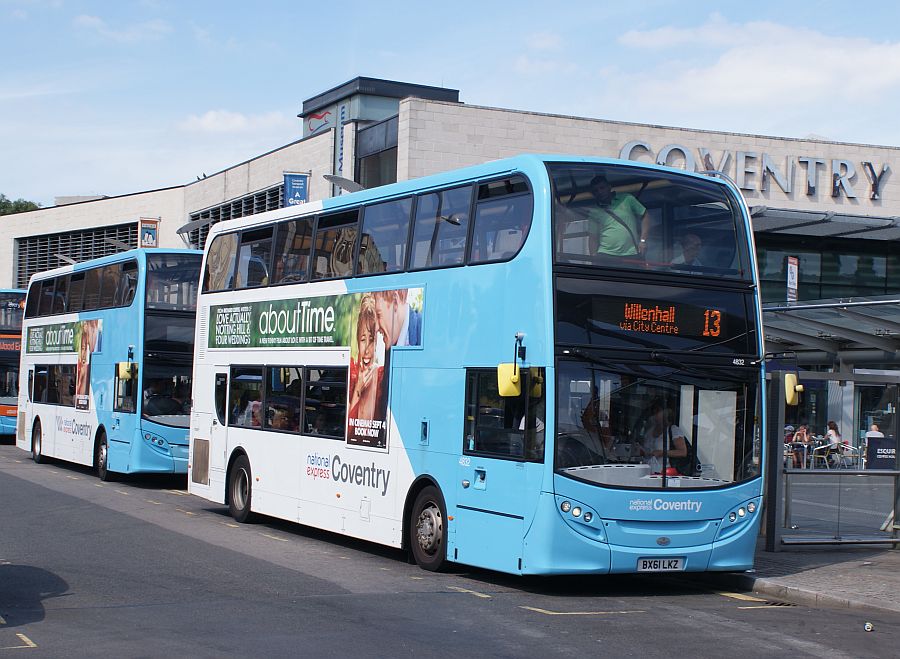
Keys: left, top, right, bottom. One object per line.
{"left": 714, "top": 539, "right": 900, "bottom": 614}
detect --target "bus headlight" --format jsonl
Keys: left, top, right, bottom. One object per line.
{"left": 571, "top": 507, "right": 582, "bottom": 518}
{"left": 560, "top": 501, "right": 571, "bottom": 513}
{"left": 747, "top": 502, "right": 756, "bottom": 514}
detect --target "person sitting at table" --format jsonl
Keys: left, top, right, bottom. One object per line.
{"left": 791, "top": 424, "right": 810, "bottom": 468}
{"left": 865, "top": 423, "right": 884, "bottom": 439}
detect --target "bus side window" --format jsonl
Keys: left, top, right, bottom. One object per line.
{"left": 272, "top": 218, "right": 314, "bottom": 284}
{"left": 463, "top": 368, "right": 545, "bottom": 461}
{"left": 229, "top": 367, "right": 263, "bottom": 428}
{"left": 115, "top": 365, "right": 138, "bottom": 413}
{"left": 28, "top": 369, "right": 34, "bottom": 403}
{"left": 82, "top": 267, "right": 102, "bottom": 310}
{"left": 67, "top": 272, "right": 86, "bottom": 312}
{"left": 116, "top": 261, "right": 138, "bottom": 306}
{"left": 357, "top": 197, "right": 412, "bottom": 275}
{"left": 24, "top": 281, "right": 40, "bottom": 319}
{"left": 203, "top": 233, "right": 238, "bottom": 292}
{"left": 37, "top": 279, "right": 55, "bottom": 317}
{"left": 303, "top": 367, "right": 347, "bottom": 438}
{"left": 97, "top": 264, "right": 121, "bottom": 309}
{"left": 52, "top": 275, "right": 70, "bottom": 314}
{"left": 311, "top": 210, "right": 358, "bottom": 280}
{"left": 214, "top": 373, "right": 228, "bottom": 426}
{"left": 410, "top": 186, "right": 471, "bottom": 269}
{"left": 33, "top": 367, "right": 47, "bottom": 403}
{"left": 235, "top": 227, "right": 273, "bottom": 289}
{"left": 469, "top": 177, "right": 533, "bottom": 264}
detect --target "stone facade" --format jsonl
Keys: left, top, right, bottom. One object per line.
{"left": 398, "top": 98, "right": 900, "bottom": 216}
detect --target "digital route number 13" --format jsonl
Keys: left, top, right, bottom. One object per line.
{"left": 703, "top": 309, "right": 722, "bottom": 337}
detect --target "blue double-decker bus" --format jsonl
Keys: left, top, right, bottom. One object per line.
{"left": 188, "top": 154, "right": 765, "bottom": 575}
{"left": 18, "top": 249, "right": 202, "bottom": 480}
{"left": 0, "top": 289, "right": 26, "bottom": 438}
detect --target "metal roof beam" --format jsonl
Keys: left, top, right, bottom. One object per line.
{"left": 840, "top": 308, "right": 900, "bottom": 334}
{"left": 762, "top": 324, "right": 840, "bottom": 353}
{"left": 771, "top": 312, "right": 900, "bottom": 352}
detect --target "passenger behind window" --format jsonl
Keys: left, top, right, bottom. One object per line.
{"left": 670, "top": 233, "right": 703, "bottom": 269}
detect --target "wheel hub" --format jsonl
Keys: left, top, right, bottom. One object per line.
{"left": 416, "top": 505, "right": 442, "bottom": 554}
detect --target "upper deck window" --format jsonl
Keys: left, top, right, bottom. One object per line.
{"left": 410, "top": 185, "right": 472, "bottom": 269}
{"left": 272, "top": 217, "right": 314, "bottom": 285}
{"left": 0, "top": 292, "right": 24, "bottom": 331}
{"left": 146, "top": 254, "right": 200, "bottom": 312}
{"left": 312, "top": 210, "right": 358, "bottom": 281}
{"left": 358, "top": 197, "right": 412, "bottom": 275}
{"left": 550, "top": 164, "right": 750, "bottom": 280}
{"left": 469, "top": 176, "right": 533, "bottom": 264}
{"left": 235, "top": 227, "right": 273, "bottom": 289}
{"left": 203, "top": 233, "right": 238, "bottom": 292}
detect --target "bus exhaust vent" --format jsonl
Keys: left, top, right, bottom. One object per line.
{"left": 197, "top": 313, "right": 208, "bottom": 360}
{"left": 191, "top": 439, "right": 210, "bottom": 485}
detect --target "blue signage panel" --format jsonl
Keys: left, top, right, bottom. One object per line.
{"left": 284, "top": 173, "right": 309, "bottom": 207}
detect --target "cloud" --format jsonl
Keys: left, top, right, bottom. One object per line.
{"left": 177, "top": 110, "right": 295, "bottom": 135}
{"left": 614, "top": 15, "right": 900, "bottom": 106}
{"left": 571, "top": 15, "right": 900, "bottom": 143}
{"left": 73, "top": 14, "right": 172, "bottom": 43}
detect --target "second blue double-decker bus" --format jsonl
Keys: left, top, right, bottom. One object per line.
{"left": 18, "top": 249, "right": 201, "bottom": 480}
{"left": 188, "top": 154, "right": 765, "bottom": 575}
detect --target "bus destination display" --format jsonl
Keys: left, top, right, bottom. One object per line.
{"left": 613, "top": 299, "right": 723, "bottom": 338}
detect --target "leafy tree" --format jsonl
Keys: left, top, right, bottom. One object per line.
{"left": 0, "top": 194, "right": 40, "bottom": 216}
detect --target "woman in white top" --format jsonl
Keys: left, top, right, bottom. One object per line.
{"left": 641, "top": 398, "right": 689, "bottom": 474}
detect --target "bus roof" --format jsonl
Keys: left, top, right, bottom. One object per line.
{"left": 206, "top": 153, "right": 741, "bottom": 238}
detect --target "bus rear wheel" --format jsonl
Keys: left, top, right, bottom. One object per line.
{"left": 32, "top": 420, "right": 45, "bottom": 464}
{"left": 409, "top": 486, "right": 447, "bottom": 571}
{"left": 228, "top": 455, "right": 254, "bottom": 523}
{"left": 96, "top": 432, "right": 114, "bottom": 482}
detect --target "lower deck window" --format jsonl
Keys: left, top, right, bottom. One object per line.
{"left": 463, "top": 368, "right": 545, "bottom": 461}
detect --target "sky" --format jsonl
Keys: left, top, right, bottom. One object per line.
{"left": 3, "top": 0, "right": 900, "bottom": 208}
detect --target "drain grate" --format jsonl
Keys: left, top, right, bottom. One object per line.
{"left": 764, "top": 601, "right": 797, "bottom": 607}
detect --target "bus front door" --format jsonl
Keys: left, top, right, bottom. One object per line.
{"left": 456, "top": 455, "right": 542, "bottom": 574}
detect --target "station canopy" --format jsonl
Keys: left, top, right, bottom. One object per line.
{"left": 763, "top": 295, "right": 900, "bottom": 365}
{"left": 750, "top": 207, "right": 900, "bottom": 241}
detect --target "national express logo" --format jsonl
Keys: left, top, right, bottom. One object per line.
{"left": 306, "top": 453, "right": 391, "bottom": 496}
{"left": 307, "top": 110, "right": 332, "bottom": 134}
{"left": 628, "top": 498, "right": 703, "bottom": 513}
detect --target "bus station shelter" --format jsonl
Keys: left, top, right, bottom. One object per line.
{"left": 763, "top": 296, "right": 900, "bottom": 459}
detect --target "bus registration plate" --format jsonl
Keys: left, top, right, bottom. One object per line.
{"left": 637, "top": 557, "right": 684, "bottom": 572}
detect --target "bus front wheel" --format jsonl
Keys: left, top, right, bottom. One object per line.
{"left": 228, "top": 455, "right": 254, "bottom": 523}
{"left": 32, "top": 420, "right": 45, "bottom": 464}
{"left": 96, "top": 432, "right": 114, "bottom": 482}
{"left": 409, "top": 486, "right": 447, "bottom": 572}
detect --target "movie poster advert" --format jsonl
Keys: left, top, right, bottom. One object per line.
{"left": 208, "top": 288, "right": 424, "bottom": 450}
{"left": 26, "top": 320, "right": 102, "bottom": 410}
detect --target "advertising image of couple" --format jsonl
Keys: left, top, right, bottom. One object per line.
{"left": 75, "top": 319, "right": 101, "bottom": 410}
{"left": 347, "top": 287, "right": 423, "bottom": 449}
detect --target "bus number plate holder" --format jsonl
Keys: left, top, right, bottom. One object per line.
{"left": 637, "top": 557, "right": 684, "bottom": 572}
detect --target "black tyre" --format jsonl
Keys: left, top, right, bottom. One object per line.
{"left": 228, "top": 455, "right": 254, "bottom": 523}
{"left": 96, "top": 431, "right": 115, "bottom": 482}
{"left": 409, "top": 485, "right": 448, "bottom": 571}
{"left": 32, "top": 419, "right": 45, "bottom": 464}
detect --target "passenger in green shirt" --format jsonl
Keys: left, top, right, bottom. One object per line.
{"left": 587, "top": 175, "right": 650, "bottom": 257}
